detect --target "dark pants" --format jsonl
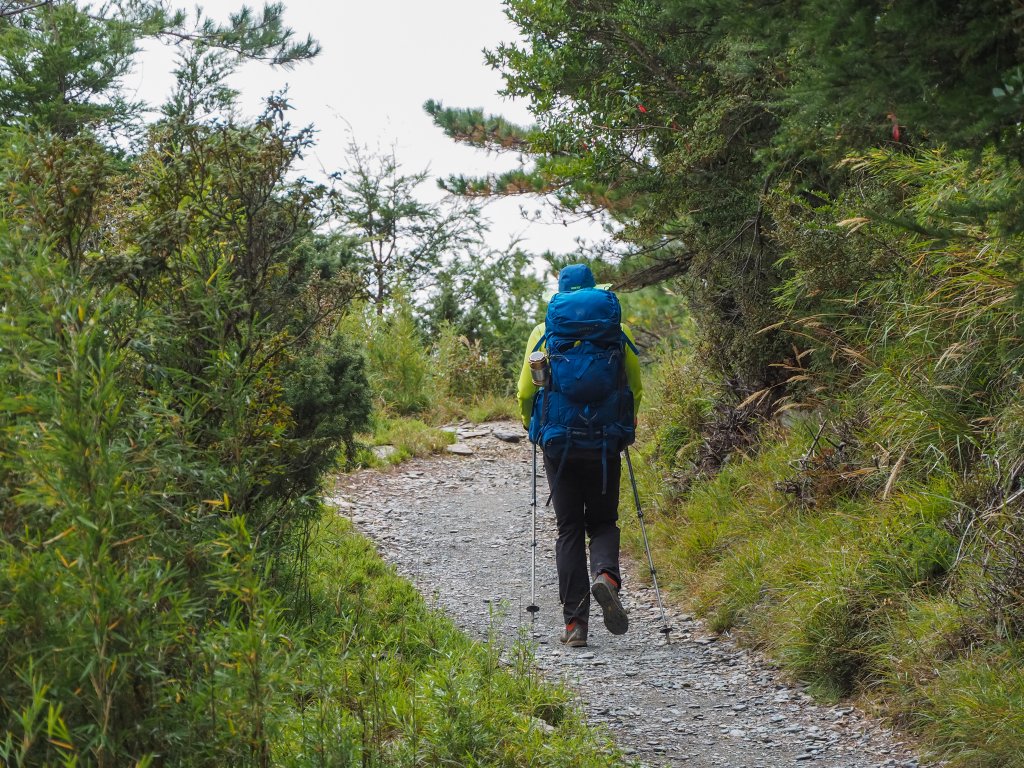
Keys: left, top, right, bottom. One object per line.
{"left": 544, "top": 450, "right": 622, "bottom": 625}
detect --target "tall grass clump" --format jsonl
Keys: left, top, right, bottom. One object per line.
{"left": 629, "top": 147, "right": 1024, "bottom": 765}
{"left": 434, "top": 321, "right": 507, "bottom": 401}
{"left": 344, "top": 301, "right": 436, "bottom": 415}
{"left": 356, "top": 413, "right": 456, "bottom": 466}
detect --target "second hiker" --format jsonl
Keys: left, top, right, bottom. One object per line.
{"left": 517, "top": 264, "right": 643, "bottom": 648}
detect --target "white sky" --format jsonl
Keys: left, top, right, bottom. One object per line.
{"left": 126, "top": 0, "right": 604, "bottom": 255}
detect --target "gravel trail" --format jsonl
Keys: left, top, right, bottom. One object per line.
{"left": 330, "top": 421, "right": 928, "bottom": 768}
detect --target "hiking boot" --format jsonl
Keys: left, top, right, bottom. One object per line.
{"left": 558, "top": 619, "right": 588, "bottom": 647}
{"left": 591, "top": 573, "right": 628, "bottom": 635}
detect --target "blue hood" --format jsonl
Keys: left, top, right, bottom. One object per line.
{"left": 557, "top": 264, "right": 597, "bottom": 292}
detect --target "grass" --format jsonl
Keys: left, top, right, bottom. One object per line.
{"left": 355, "top": 394, "right": 520, "bottom": 468}
{"left": 915, "top": 646, "right": 1024, "bottom": 768}
{"left": 356, "top": 414, "right": 456, "bottom": 467}
{"left": 622, "top": 416, "right": 1024, "bottom": 766}
{"left": 275, "top": 512, "right": 629, "bottom": 767}
{"left": 463, "top": 392, "right": 520, "bottom": 423}
{"left": 428, "top": 392, "right": 520, "bottom": 426}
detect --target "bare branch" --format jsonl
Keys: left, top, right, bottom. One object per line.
{"left": 0, "top": 0, "right": 52, "bottom": 19}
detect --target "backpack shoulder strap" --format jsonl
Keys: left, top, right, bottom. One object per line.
{"left": 621, "top": 329, "right": 638, "bottom": 356}
{"left": 532, "top": 333, "right": 547, "bottom": 353}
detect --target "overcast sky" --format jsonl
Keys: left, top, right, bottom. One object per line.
{"left": 127, "top": 0, "right": 603, "bottom": 255}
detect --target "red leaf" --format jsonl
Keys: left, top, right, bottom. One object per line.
{"left": 637, "top": 104, "right": 647, "bottom": 113}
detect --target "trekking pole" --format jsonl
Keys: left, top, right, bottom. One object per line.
{"left": 624, "top": 447, "right": 671, "bottom": 643}
{"left": 526, "top": 441, "right": 540, "bottom": 620}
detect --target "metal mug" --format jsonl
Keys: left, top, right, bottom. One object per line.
{"left": 528, "top": 351, "right": 549, "bottom": 387}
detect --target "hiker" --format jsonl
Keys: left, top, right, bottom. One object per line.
{"left": 517, "top": 264, "right": 643, "bottom": 648}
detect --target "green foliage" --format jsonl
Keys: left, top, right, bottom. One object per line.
{"left": 358, "top": 415, "right": 455, "bottom": 467}
{"left": 0, "top": 17, "right": 368, "bottom": 762}
{"left": 344, "top": 302, "right": 436, "bottom": 415}
{"left": 0, "top": 128, "right": 119, "bottom": 271}
{"left": 426, "top": 245, "right": 545, "bottom": 374}
{"left": 276, "top": 512, "right": 627, "bottom": 767}
{"left": 0, "top": 2, "right": 138, "bottom": 136}
{"left": 283, "top": 329, "right": 372, "bottom": 478}
{"left": 342, "top": 243, "right": 540, "bottom": 420}
{"left": 329, "top": 141, "right": 547, "bottom": 417}
{"left": 616, "top": 284, "right": 690, "bottom": 352}
{"left": 0, "top": 231, "right": 308, "bottom": 764}
{"left": 434, "top": 323, "right": 506, "bottom": 401}
{"left": 423, "top": 99, "right": 534, "bottom": 152}
{"left": 779, "top": 0, "right": 1024, "bottom": 167}
{"left": 331, "top": 141, "right": 486, "bottom": 311}
{"left": 424, "top": 99, "right": 607, "bottom": 202}
{"left": 0, "top": 1, "right": 319, "bottom": 137}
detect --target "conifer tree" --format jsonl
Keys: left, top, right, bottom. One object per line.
{"left": 331, "top": 140, "right": 486, "bottom": 313}
{"left": 0, "top": 0, "right": 319, "bottom": 135}
{"left": 429, "top": 0, "right": 1024, "bottom": 395}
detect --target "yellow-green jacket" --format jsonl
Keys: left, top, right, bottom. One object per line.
{"left": 516, "top": 322, "right": 643, "bottom": 429}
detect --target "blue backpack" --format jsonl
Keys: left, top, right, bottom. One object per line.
{"left": 528, "top": 287, "right": 638, "bottom": 490}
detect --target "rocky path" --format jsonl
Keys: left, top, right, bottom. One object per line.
{"left": 329, "top": 421, "right": 928, "bottom": 768}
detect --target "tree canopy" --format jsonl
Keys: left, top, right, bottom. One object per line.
{"left": 429, "top": 0, "right": 1024, "bottom": 394}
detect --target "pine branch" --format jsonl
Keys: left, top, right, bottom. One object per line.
{"left": 129, "top": 2, "right": 320, "bottom": 66}
{"left": 424, "top": 100, "right": 535, "bottom": 152}
{"left": 437, "top": 168, "right": 563, "bottom": 197}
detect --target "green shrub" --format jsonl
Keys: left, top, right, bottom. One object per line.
{"left": 434, "top": 321, "right": 506, "bottom": 401}
{"left": 345, "top": 303, "right": 436, "bottom": 415}
{"left": 0, "top": 103, "right": 371, "bottom": 763}
{"left": 283, "top": 329, "right": 371, "bottom": 476}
